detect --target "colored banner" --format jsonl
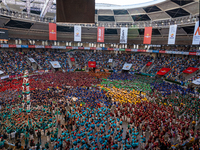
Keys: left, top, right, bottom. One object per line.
{"left": 84, "top": 47, "right": 90, "bottom": 50}
{"left": 138, "top": 49, "right": 146, "bottom": 52}
{"left": 122, "top": 63, "right": 132, "bottom": 70}
{"left": 183, "top": 67, "right": 199, "bottom": 74}
{"left": 189, "top": 52, "right": 197, "bottom": 55}
{"left": 143, "top": 27, "right": 152, "bottom": 44}
{"left": 168, "top": 25, "right": 177, "bottom": 44}
{"left": 21, "top": 45, "right": 28, "bottom": 48}
{"left": 45, "top": 46, "right": 52, "bottom": 48}
{"left": 146, "top": 62, "right": 152, "bottom": 66}
{"left": 152, "top": 50, "right": 159, "bottom": 53}
{"left": 28, "top": 45, "right": 35, "bottom": 48}
{"left": 120, "top": 27, "right": 128, "bottom": 43}
{"left": 50, "top": 61, "right": 61, "bottom": 68}
{"left": 70, "top": 58, "right": 75, "bottom": 62}
{"left": 28, "top": 58, "right": 36, "bottom": 63}
{"left": 157, "top": 68, "right": 171, "bottom": 75}
{"left": 90, "top": 47, "right": 96, "bottom": 50}
{"left": 108, "top": 59, "right": 113, "bottom": 63}
{"left": 74, "top": 26, "right": 81, "bottom": 41}
{"left": 97, "top": 27, "right": 105, "bottom": 42}
{"left": 9, "top": 44, "right": 16, "bottom": 48}
{"left": 192, "top": 78, "right": 200, "bottom": 85}
{"left": 66, "top": 46, "right": 72, "bottom": 49}
{"left": 159, "top": 50, "right": 166, "bottom": 53}
{"left": 125, "top": 49, "right": 131, "bottom": 51}
{"left": 107, "top": 48, "right": 114, "bottom": 50}
{"left": 49, "top": 23, "right": 57, "bottom": 41}
{"left": 192, "top": 21, "right": 200, "bottom": 45}
{"left": 88, "top": 61, "right": 96, "bottom": 68}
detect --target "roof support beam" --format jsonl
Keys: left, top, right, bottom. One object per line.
{"left": 40, "top": 0, "right": 54, "bottom": 18}
{"left": 26, "top": 0, "right": 31, "bottom": 15}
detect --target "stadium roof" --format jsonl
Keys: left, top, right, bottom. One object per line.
{"left": 0, "top": 0, "right": 198, "bottom": 23}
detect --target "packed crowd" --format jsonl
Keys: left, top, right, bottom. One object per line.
{"left": 27, "top": 50, "right": 71, "bottom": 71}
{"left": 0, "top": 50, "right": 33, "bottom": 75}
{"left": 0, "top": 70, "right": 199, "bottom": 150}
{"left": 149, "top": 56, "right": 200, "bottom": 80}
{"left": 1, "top": 50, "right": 200, "bottom": 85}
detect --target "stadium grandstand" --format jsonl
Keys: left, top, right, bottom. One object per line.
{"left": 0, "top": 0, "right": 199, "bottom": 149}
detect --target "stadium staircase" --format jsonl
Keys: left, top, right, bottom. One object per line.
{"left": 25, "top": 56, "right": 41, "bottom": 71}
{"left": 140, "top": 60, "right": 155, "bottom": 73}
{"left": 176, "top": 67, "right": 200, "bottom": 82}
{"left": 68, "top": 58, "right": 72, "bottom": 68}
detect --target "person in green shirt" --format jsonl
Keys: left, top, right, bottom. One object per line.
{"left": 25, "top": 138, "right": 29, "bottom": 149}
{"left": 45, "top": 142, "right": 49, "bottom": 149}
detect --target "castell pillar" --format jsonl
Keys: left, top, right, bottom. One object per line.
{"left": 22, "top": 70, "right": 31, "bottom": 112}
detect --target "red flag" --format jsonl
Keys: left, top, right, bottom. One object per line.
{"left": 183, "top": 67, "right": 199, "bottom": 74}
{"left": 70, "top": 58, "right": 75, "bottom": 62}
{"left": 49, "top": 23, "right": 57, "bottom": 40}
{"left": 146, "top": 62, "right": 152, "bottom": 66}
{"left": 157, "top": 68, "right": 171, "bottom": 75}
{"left": 97, "top": 27, "right": 105, "bottom": 42}
{"left": 88, "top": 61, "right": 96, "bottom": 68}
{"left": 143, "top": 27, "right": 152, "bottom": 44}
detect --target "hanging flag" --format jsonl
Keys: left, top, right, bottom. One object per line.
{"left": 108, "top": 59, "right": 113, "bottom": 63}
{"left": 70, "top": 58, "right": 75, "bottom": 62}
{"left": 49, "top": 23, "right": 57, "bottom": 40}
{"left": 157, "top": 68, "right": 171, "bottom": 75}
{"left": 146, "top": 62, "right": 152, "bottom": 66}
{"left": 168, "top": 25, "right": 177, "bottom": 44}
{"left": 74, "top": 26, "right": 81, "bottom": 41}
{"left": 183, "top": 67, "right": 199, "bottom": 74}
{"left": 192, "top": 21, "right": 200, "bottom": 45}
{"left": 97, "top": 27, "right": 105, "bottom": 42}
{"left": 122, "top": 63, "right": 132, "bottom": 70}
{"left": 120, "top": 27, "right": 128, "bottom": 43}
{"left": 88, "top": 61, "right": 96, "bottom": 68}
{"left": 143, "top": 27, "right": 152, "bottom": 44}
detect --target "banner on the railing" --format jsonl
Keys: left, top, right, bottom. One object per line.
{"left": 122, "top": 63, "right": 132, "bottom": 70}
{"left": 157, "top": 68, "right": 171, "bottom": 75}
{"left": 0, "top": 70, "right": 4, "bottom": 75}
{"left": 88, "top": 61, "right": 96, "bottom": 68}
{"left": 120, "top": 27, "right": 128, "bottom": 43}
{"left": 168, "top": 25, "right": 177, "bottom": 44}
{"left": 192, "top": 21, "right": 200, "bottom": 45}
{"left": 146, "top": 62, "right": 152, "bottom": 66}
{"left": 108, "top": 59, "right": 113, "bottom": 63}
{"left": 192, "top": 78, "right": 200, "bottom": 85}
{"left": 50, "top": 61, "right": 61, "bottom": 68}
{"left": 143, "top": 27, "right": 152, "bottom": 44}
{"left": 28, "top": 58, "right": 36, "bottom": 63}
{"left": 183, "top": 67, "right": 199, "bottom": 74}
{"left": 74, "top": 26, "right": 81, "bottom": 41}
{"left": 49, "top": 23, "right": 57, "bottom": 40}
{"left": 70, "top": 58, "right": 75, "bottom": 62}
{"left": 97, "top": 27, "right": 105, "bottom": 42}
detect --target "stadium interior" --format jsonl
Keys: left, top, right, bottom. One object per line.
{"left": 0, "top": 0, "right": 199, "bottom": 150}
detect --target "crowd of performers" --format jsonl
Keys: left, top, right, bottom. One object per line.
{"left": 0, "top": 72, "right": 199, "bottom": 150}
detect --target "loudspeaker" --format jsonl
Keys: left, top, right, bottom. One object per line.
{"left": 56, "top": 0, "right": 95, "bottom": 23}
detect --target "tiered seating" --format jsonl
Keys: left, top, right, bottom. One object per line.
{"left": 149, "top": 56, "right": 200, "bottom": 80}
{"left": 0, "top": 50, "right": 33, "bottom": 75}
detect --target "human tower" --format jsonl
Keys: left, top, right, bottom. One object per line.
{"left": 22, "top": 70, "right": 31, "bottom": 112}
